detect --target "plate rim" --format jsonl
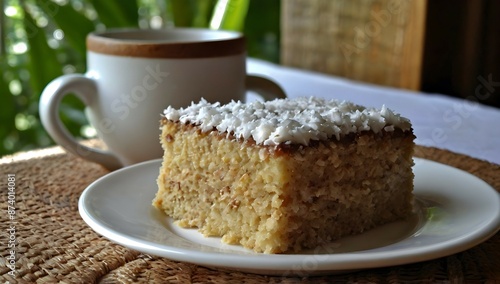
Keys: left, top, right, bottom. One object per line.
{"left": 78, "top": 157, "right": 500, "bottom": 274}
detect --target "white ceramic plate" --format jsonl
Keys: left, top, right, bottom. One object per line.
{"left": 79, "top": 158, "right": 500, "bottom": 276}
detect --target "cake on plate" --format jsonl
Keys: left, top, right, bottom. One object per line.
{"left": 153, "top": 97, "right": 415, "bottom": 254}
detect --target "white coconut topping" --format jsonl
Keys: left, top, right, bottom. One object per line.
{"left": 163, "top": 97, "right": 412, "bottom": 146}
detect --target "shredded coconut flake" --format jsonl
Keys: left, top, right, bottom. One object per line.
{"left": 163, "top": 97, "right": 412, "bottom": 146}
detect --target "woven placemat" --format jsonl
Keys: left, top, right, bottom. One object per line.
{"left": 1, "top": 145, "right": 499, "bottom": 283}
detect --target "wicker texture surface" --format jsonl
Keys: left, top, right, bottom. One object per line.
{"left": 0, "top": 145, "right": 499, "bottom": 283}
{"left": 281, "top": 0, "right": 426, "bottom": 90}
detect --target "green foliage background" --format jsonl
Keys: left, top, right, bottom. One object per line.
{"left": 0, "top": 0, "right": 280, "bottom": 156}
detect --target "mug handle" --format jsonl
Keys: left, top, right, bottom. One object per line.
{"left": 245, "top": 75, "right": 287, "bottom": 100}
{"left": 39, "top": 74, "right": 122, "bottom": 170}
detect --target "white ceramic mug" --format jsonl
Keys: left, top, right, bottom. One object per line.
{"left": 39, "top": 28, "right": 286, "bottom": 170}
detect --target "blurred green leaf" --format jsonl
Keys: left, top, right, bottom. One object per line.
{"left": 210, "top": 0, "right": 249, "bottom": 31}
{"left": 36, "top": 0, "right": 95, "bottom": 58}
{"left": 192, "top": 0, "right": 216, "bottom": 27}
{"left": 244, "top": 0, "right": 280, "bottom": 63}
{"left": 169, "top": 0, "right": 193, "bottom": 27}
{"left": 169, "top": 0, "right": 215, "bottom": 28}
{"left": 0, "top": 63, "right": 16, "bottom": 155}
{"left": 89, "top": 0, "right": 139, "bottom": 28}
{"left": 0, "top": 75, "right": 15, "bottom": 125}
{"left": 22, "top": 4, "right": 62, "bottom": 97}
{"left": 22, "top": 3, "right": 85, "bottom": 141}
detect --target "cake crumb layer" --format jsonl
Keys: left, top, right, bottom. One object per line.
{"left": 153, "top": 111, "right": 415, "bottom": 253}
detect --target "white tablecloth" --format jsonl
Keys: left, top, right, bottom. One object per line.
{"left": 247, "top": 58, "right": 500, "bottom": 165}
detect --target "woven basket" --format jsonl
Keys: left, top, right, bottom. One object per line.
{"left": 281, "top": 0, "right": 427, "bottom": 90}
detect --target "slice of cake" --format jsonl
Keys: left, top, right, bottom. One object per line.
{"left": 153, "top": 97, "right": 415, "bottom": 254}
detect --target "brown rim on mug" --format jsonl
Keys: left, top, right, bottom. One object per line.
{"left": 86, "top": 28, "right": 246, "bottom": 59}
